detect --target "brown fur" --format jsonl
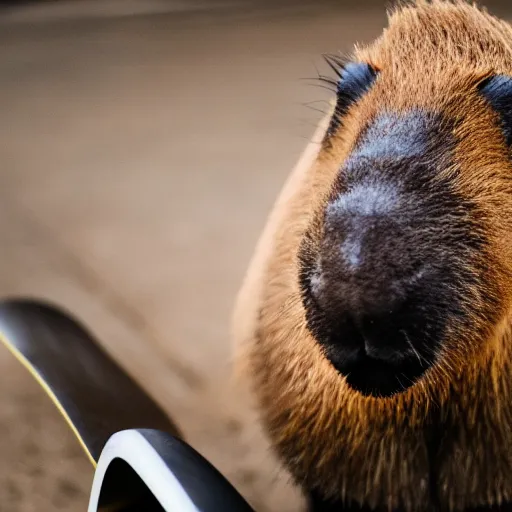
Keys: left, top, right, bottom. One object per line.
{"left": 232, "top": 1, "right": 512, "bottom": 510}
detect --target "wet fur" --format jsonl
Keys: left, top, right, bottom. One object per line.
{"left": 232, "top": 1, "right": 512, "bottom": 510}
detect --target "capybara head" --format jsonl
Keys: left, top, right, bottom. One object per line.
{"left": 299, "top": 4, "right": 512, "bottom": 398}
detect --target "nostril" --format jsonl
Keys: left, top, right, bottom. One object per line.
{"left": 363, "top": 341, "right": 398, "bottom": 363}
{"left": 356, "top": 313, "right": 412, "bottom": 364}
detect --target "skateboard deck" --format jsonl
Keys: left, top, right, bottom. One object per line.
{"left": 0, "top": 299, "right": 253, "bottom": 511}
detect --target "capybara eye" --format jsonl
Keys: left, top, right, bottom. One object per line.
{"left": 326, "top": 61, "right": 379, "bottom": 139}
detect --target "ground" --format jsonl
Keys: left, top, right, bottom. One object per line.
{"left": 0, "top": 1, "right": 509, "bottom": 510}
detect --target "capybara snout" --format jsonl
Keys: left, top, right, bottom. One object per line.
{"left": 300, "top": 109, "right": 490, "bottom": 397}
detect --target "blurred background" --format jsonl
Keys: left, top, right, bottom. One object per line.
{"left": 0, "top": 1, "right": 511, "bottom": 511}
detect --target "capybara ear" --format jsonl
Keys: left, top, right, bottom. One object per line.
{"left": 479, "top": 74, "right": 512, "bottom": 145}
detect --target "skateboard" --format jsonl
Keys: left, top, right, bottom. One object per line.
{"left": 0, "top": 299, "right": 253, "bottom": 511}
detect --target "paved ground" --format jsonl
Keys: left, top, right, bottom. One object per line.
{"left": 0, "top": 1, "right": 510, "bottom": 510}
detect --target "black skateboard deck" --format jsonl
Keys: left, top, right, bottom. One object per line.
{"left": 0, "top": 299, "right": 253, "bottom": 511}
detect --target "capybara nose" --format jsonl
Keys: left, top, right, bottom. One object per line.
{"left": 299, "top": 110, "right": 486, "bottom": 397}
{"left": 306, "top": 180, "right": 437, "bottom": 396}
{"left": 317, "top": 181, "right": 425, "bottom": 327}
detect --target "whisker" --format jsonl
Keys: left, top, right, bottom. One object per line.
{"left": 299, "top": 81, "right": 338, "bottom": 94}
{"left": 303, "top": 104, "right": 329, "bottom": 116}
{"left": 322, "top": 53, "right": 349, "bottom": 78}
{"left": 299, "top": 76, "right": 339, "bottom": 91}
{"left": 400, "top": 372, "right": 412, "bottom": 383}
{"left": 297, "top": 133, "right": 323, "bottom": 145}
{"left": 298, "top": 118, "right": 327, "bottom": 131}
{"left": 395, "top": 374, "right": 407, "bottom": 392}
{"left": 313, "top": 59, "right": 322, "bottom": 80}
{"left": 401, "top": 330, "right": 426, "bottom": 367}
{"left": 302, "top": 99, "right": 333, "bottom": 107}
